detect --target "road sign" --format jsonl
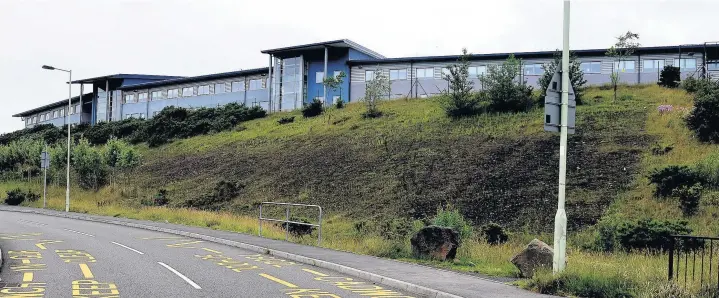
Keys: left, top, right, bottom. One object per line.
{"left": 543, "top": 68, "right": 576, "bottom": 134}
{"left": 40, "top": 151, "right": 50, "bottom": 169}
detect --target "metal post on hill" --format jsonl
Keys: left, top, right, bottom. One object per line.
{"left": 40, "top": 147, "right": 50, "bottom": 209}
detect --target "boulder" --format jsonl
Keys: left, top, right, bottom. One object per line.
{"left": 410, "top": 226, "right": 460, "bottom": 261}
{"left": 510, "top": 239, "right": 554, "bottom": 278}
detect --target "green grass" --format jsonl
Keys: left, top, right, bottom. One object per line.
{"left": 3, "top": 85, "right": 717, "bottom": 297}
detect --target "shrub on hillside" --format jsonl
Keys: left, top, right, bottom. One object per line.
{"left": 648, "top": 165, "right": 704, "bottom": 197}
{"left": 481, "top": 222, "right": 508, "bottom": 245}
{"left": 277, "top": 116, "right": 295, "bottom": 125}
{"left": 440, "top": 48, "right": 482, "bottom": 117}
{"left": 282, "top": 217, "right": 315, "bottom": 237}
{"left": 673, "top": 183, "right": 702, "bottom": 216}
{"left": 335, "top": 99, "right": 345, "bottom": 109}
{"left": 377, "top": 218, "right": 415, "bottom": 241}
{"left": 0, "top": 124, "right": 60, "bottom": 146}
{"left": 695, "top": 152, "right": 719, "bottom": 187}
{"left": 432, "top": 205, "right": 473, "bottom": 241}
{"left": 686, "top": 80, "right": 719, "bottom": 143}
{"left": 480, "top": 54, "right": 534, "bottom": 113}
{"left": 596, "top": 218, "right": 691, "bottom": 252}
{"left": 528, "top": 269, "right": 638, "bottom": 298}
{"left": 84, "top": 119, "right": 146, "bottom": 145}
{"left": 302, "top": 99, "right": 324, "bottom": 118}
{"left": 183, "top": 180, "right": 242, "bottom": 211}
{"left": 72, "top": 138, "right": 108, "bottom": 190}
{"left": 5, "top": 189, "right": 25, "bottom": 205}
{"left": 658, "top": 66, "right": 681, "bottom": 88}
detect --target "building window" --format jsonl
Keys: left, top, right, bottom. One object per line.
{"left": 198, "top": 85, "right": 210, "bottom": 95}
{"left": 441, "top": 67, "right": 450, "bottom": 78}
{"left": 60, "top": 109, "right": 65, "bottom": 117}
{"left": 674, "top": 58, "right": 697, "bottom": 69}
{"left": 468, "top": 66, "right": 487, "bottom": 77}
{"left": 333, "top": 70, "right": 342, "bottom": 79}
{"left": 709, "top": 62, "right": 719, "bottom": 71}
{"left": 389, "top": 69, "right": 407, "bottom": 81}
{"left": 416, "top": 68, "right": 434, "bottom": 79}
{"left": 314, "top": 96, "right": 324, "bottom": 103}
{"left": 214, "top": 83, "right": 226, "bottom": 94}
{"left": 151, "top": 91, "right": 163, "bottom": 100}
{"left": 524, "top": 64, "right": 544, "bottom": 76}
{"left": 46, "top": 112, "right": 51, "bottom": 120}
{"left": 75, "top": 105, "right": 81, "bottom": 114}
{"left": 53, "top": 111, "right": 58, "bottom": 119}
{"left": 167, "top": 89, "right": 179, "bottom": 98}
{"left": 231, "top": 81, "right": 245, "bottom": 92}
{"left": 140, "top": 113, "right": 146, "bottom": 119}
{"left": 613, "top": 60, "right": 636, "bottom": 73}
{"left": 643, "top": 59, "right": 665, "bottom": 72}
{"left": 124, "top": 94, "right": 135, "bottom": 103}
{"left": 249, "top": 79, "right": 263, "bottom": 90}
{"left": 137, "top": 92, "right": 148, "bottom": 102}
{"left": 333, "top": 95, "right": 341, "bottom": 103}
{"left": 68, "top": 107, "right": 74, "bottom": 115}
{"left": 316, "top": 72, "right": 324, "bottom": 83}
{"left": 182, "top": 87, "right": 194, "bottom": 97}
{"left": 365, "top": 70, "right": 376, "bottom": 81}
{"left": 580, "top": 61, "right": 602, "bottom": 74}
{"left": 33, "top": 116, "right": 38, "bottom": 124}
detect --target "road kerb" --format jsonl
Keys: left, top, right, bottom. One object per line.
{"left": 0, "top": 207, "right": 462, "bottom": 298}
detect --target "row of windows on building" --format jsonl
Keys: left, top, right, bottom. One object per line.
{"left": 26, "top": 104, "right": 82, "bottom": 125}
{"left": 124, "top": 78, "right": 265, "bottom": 104}
{"left": 360, "top": 58, "right": 700, "bottom": 81}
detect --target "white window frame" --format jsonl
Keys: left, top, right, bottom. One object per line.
{"left": 642, "top": 59, "right": 665, "bottom": 72}
{"left": 124, "top": 94, "right": 135, "bottom": 103}
{"left": 389, "top": 69, "right": 407, "bottom": 81}
{"left": 332, "top": 95, "right": 341, "bottom": 103}
{"left": 137, "top": 92, "right": 148, "bottom": 102}
{"left": 468, "top": 66, "right": 487, "bottom": 77}
{"left": 182, "top": 87, "right": 194, "bottom": 97}
{"left": 523, "top": 64, "right": 544, "bottom": 76}
{"left": 151, "top": 91, "right": 163, "bottom": 100}
{"left": 214, "top": 83, "right": 226, "bottom": 94}
{"left": 249, "top": 79, "right": 263, "bottom": 91}
{"left": 441, "top": 67, "right": 450, "bottom": 78}
{"left": 60, "top": 109, "right": 65, "bottom": 117}
{"left": 53, "top": 111, "right": 58, "bottom": 119}
{"left": 333, "top": 70, "right": 342, "bottom": 79}
{"left": 316, "top": 72, "right": 324, "bottom": 84}
{"left": 365, "top": 70, "right": 376, "bottom": 81}
{"left": 614, "top": 60, "right": 636, "bottom": 73}
{"left": 314, "top": 96, "right": 324, "bottom": 103}
{"left": 198, "top": 85, "right": 210, "bottom": 95}
{"left": 674, "top": 58, "right": 697, "bottom": 69}
{"left": 167, "top": 89, "right": 179, "bottom": 99}
{"left": 416, "top": 68, "right": 434, "bottom": 79}
{"left": 231, "top": 81, "right": 245, "bottom": 92}
{"left": 75, "top": 105, "right": 81, "bottom": 114}
{"left": 580, "top": 61, "right": 602, "bottom": 74}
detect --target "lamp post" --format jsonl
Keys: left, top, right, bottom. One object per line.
{"left": 42, "top": 65, "right": 71, "bottom": 212}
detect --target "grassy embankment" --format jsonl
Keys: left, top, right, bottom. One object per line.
{"left": 2, "top": 84, "right": 712, "bottom": 296}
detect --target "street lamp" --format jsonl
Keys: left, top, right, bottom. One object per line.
{"left": 42, "top": 65, "right": 72, "bottom": 212}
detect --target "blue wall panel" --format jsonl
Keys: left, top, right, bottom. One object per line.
{"left": 348, "top": 48, "right": 375, "bottom": 61}
{"left": 306, "top": 53, "right": 350, "bottom": 104}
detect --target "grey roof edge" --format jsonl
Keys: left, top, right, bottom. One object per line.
{"left": 118, "top": 67, "right": 269, "bottom": 90}
{"left": 71, "top": 74, "right": 184, "bottom": 84}
{"left": 261, "top": 39, "right": 386, "bottom": 59}
{"left": 13, "top": 93, "right": 94, "bottom": 117}
{"left": 348, "top": 43, "right": 714, "bottom": 65}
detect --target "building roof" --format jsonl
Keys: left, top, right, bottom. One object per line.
{"left": 261, "top": 39, "right": 386, "bottom": 59}
{"left": 347, "top": 44, "right": 713, "bottom": 65}
{"left": 118, "top": 67, "right": 269, "bottom": 90}
{"left": 71, "top": 74, "right": 184, "bottom": 84}
{"left": 13, "top": 93, "right": 94, "bottom": 117}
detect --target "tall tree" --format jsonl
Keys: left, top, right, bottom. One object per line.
{"left": 363, "top": 68, "right": 389, "bottom": 118}
{"left": 606, "top": 31, "right": 641, "bottom": 101}
{"left": 440, "top": 48, "right": 481, "bottom": 117}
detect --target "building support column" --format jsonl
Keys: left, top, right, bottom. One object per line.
{"left": 79, "top": 83, "right": 84, "bottom": 124}
{"left": 105, "top": 80, "right": 110, "bottom": 122}
{"left": 323, "top": 46, "right": 328, "bottom": 105}
{"left": 267, "top": 54, "right": 273, "bottom": 112}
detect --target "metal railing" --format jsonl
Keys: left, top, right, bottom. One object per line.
{"left": 669, "top": 235, "right": 719, "bottom": 290}
{"left": 258, "top": 202, "right": 323, "bottom": 245}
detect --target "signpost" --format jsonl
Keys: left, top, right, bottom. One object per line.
{"left": 544, "top": 0, "right": 572, "bottom": 274}
{"left": 40, "top": 149, "right": 50, "bottom": 209}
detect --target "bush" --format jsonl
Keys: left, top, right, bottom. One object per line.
{"left": 154, "top": 189, "right": 168, "bottom": 206}
{"left": 648, "top": 165, "right": 704, "bottom": 198}
{"left": 183, "top": 180, "right": 242, "bottom": 210}
{"left": 282, "top": 217, "right": 315, "bottom": 237}
{"left": 686, "top": 80, "right": 719, "bottom": 143}
{"left": 335, "top": 99, "right": 345, "bottom": 109}
{"left": 72, "top": 139, "right": 108, "bottom": 190}
{"left": 673, "top": 183, "right": 702, "bottom": 216}
{"left": 302, "top": 99, "right": 324, "bottom": 118}
{"left": 480, "top": 54, "right": 534, "bottom": 113}
{"left": 277, "top": 116, "right": 295, "bottom": 125}
{"left": 658, "top": 66, "right": 681, "bottom": 88}
{"left": 528, "top": 269, "right": 638, "bottom": 298}
{"left": 440, "top": 48, "right": 481, "bottom": 117}
{"left": 481, "top": 222, "right": 508, "bottom": 244}
{"left": 681, "top": 76, "right": 713, "bottom": 94}
{"left": 432, "top": 205, "right": 473, "bottom": 241}
{"left": 5, "top": 188, "right": 26, "bottom": 205}
{"left": 696, "top": 152, "right": 719, "bottom": 187}
{"left": 596, "top": 218, "right": 692, "bottom": 252}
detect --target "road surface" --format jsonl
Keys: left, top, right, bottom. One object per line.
{"left": 0, "top": 210, "right": 413, "bottom": 298}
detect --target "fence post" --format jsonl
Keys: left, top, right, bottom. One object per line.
{"left": 669, "top": 236, "right": 675, "bottom": 280}
{"left": 318, "top": 206, "right": 323, "bottom": 246}
{"left": 285, "top": 206, "right": 290, "bottom": 241}
{"left": 258, "top": 204, "right": 263, "bottom": 237}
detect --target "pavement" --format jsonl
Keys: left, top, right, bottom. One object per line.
{"left": 0, "top": 206, "right": 551, "bottom": 298}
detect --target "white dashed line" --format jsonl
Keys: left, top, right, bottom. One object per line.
{"left": 158, "top": 262, "right": 202, "bottom": 289}
{"left": 111, "top": 241, "right": 145, "bottom": 254}
{"left": 63, "top": 228, "right": 95, "bottom": 237}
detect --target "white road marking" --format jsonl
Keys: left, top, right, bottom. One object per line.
{"left": 157, "top": 262, "right": 202, "bottom": 289}
{"left": 63, "top": 228, "right": 95, "bottom": 237}
{"left": 111, "top": 241, "right": 145, "bottom": 255}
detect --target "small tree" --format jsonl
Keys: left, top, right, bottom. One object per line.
{"left": 363, "top": 68, "right": 389, "bottom": 118}
{"left": 440, "top": 48, "right": 481, "bottom": 117}
{"left": 658, "top": 65, "right": 681, "bottom": 88}
{"left": 480, "top": 54, "right": 534, "bottom": 113}
{"left": 538, "top": 50, "right": 587, "bottom": 104}
{"left": 323, "top": 71, "right": 346, "bottom": 105}
{"left": 686, "top": 79, "right": 719, "bottom": 142}
{"left": 606, "top": 31, "right": 641, "bottom": 101}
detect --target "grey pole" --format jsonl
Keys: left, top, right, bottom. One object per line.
{"left": 553, "top": 0, "right": 570, "bottom": 274}
{"left": 43, "top": 146, "right": 47, "bottom": 209}
{"left": 323, "top": 47, "right": 328, "bottom": 104}
{"left": 66, "top": 70, "right": 71, "bottom": 212}
{"left": 267, "top": 54, "right": 273, "bottom": 112}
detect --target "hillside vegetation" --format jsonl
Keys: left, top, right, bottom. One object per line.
{"left": 5, "top": 83, "right": 717, "bottom": 297}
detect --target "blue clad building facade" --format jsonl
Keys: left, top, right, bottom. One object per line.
{"left": 12, "top": 39, "right": 719, "bottom": 128}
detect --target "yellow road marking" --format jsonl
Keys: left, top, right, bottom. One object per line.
{"left": 22, "top": 259, "right": 31, "bottom": 264}
{"left": 36, "top": 240, "right": 62, "bottom": 250}
{"left": 79, "top": 263, "right": 94, "bottom": 279}
{"left": 167, "top": 240, "right": 204, "bottom": 248}
{"left": 201, "top": 248, "right": 222, "bottom": 254}
{"left": 259, "top": 273, "right": 298, "bottom": 288}
{"left": 23, "top": 272, "right": 34, "bottom": 282}
{"left": 35, "top": 243, "right": 46, "bottom": 250}
{"left": 141, "top": 236, "right": 184, "bottom": 240}
{"left": 302, "top": 268, "right": 329, "bottom": 277}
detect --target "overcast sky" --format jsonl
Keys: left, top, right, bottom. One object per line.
{"left": 1, "top": 0, "right": 717, "bottom": 133}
